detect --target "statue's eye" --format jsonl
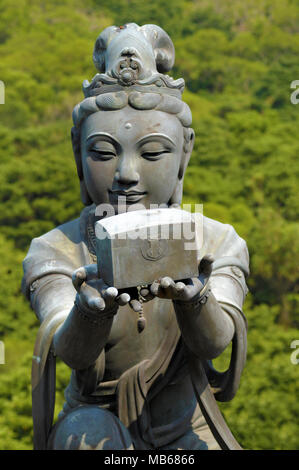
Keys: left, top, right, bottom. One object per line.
{"left": 89, "top": 144, "right": 116, "bottom": 160}
{"left": 141, "top": 149, "right": 169, "bottom": 160}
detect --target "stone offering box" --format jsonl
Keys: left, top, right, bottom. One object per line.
{"left": 95, "top": 208, "right": 199, "bottom": 289}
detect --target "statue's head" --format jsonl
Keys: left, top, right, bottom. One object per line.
{"left": 71, "top": 23, "right": 194, "bottom": 212}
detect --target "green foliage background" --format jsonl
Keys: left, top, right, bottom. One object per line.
{"left": 0, "top": 0, "right": 298, "bottom": 450}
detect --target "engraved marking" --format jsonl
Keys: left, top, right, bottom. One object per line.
{"left": 141, "top": 239, "right": 168, "bottom": 261}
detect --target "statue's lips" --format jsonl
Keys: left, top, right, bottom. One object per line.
{"left": 109, "top": 190, "right": 147, "bottom": 203}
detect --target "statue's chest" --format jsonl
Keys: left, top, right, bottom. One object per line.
{"left": 104, "top": 298, "right": 176, "bottom": 379}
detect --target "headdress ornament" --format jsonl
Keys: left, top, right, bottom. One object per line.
{"left": 82, "top": 23, "right": 185, "bottom": 99}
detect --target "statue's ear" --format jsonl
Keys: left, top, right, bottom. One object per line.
{"left": 169, "top": 128, "right": 195, "bottom": 206}
{"left": 71, "top": 127, "right": 83, "bottom": 179}
{"left": 71, "top": 126, "right": 93, "bottom": 206}
{"left": 179, "top": 128, "right": 194, "bottom": 180}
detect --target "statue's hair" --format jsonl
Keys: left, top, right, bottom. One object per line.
{"left": 72, "top": 90, "right": 193, "bottom": 151}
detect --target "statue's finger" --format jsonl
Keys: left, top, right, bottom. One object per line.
{"left": 199, "top": 254, "right": 214, "bottom": 275}
{"left": 204, "top": 253, "right": 214, "bottom": 263}
{"left": 103, "top": 286, "right": 118, "bottom": 300}
{"left": 183, "top": 283, "right": 199, "bottom": 301}
{"left": 72, "top": 267, "right": 87, "bottom": 291}
{"left": 175, "top": 281, "right": 186, "bottom": 295}
{"left": 79, "top": 283, "right": 102, "bottom": 309}
{"left": 150, "top": 281, "right": 160, "bottom": 297}
{"left": 116, "top": 293, "right": 130, "bottom": 306}
{"left": 84, "top": 264, "right": 99, "bottom": 281}
{"left": 160, "top": 277, "right": 175, "bottom": 290}
{"left": 88, "top": 296, "right": 106, "bottom": 311}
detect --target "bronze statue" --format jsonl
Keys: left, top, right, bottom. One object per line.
{"left": 22, "top": 23, "right": 249, "bottom": 450}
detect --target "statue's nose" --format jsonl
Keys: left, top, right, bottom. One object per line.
{"left": 114, "top": 155, "right": 140, "bottom": 185}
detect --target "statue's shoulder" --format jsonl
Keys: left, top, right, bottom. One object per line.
{"left": 25, "top": 204, "right": 92, "bottom": 256}
{"left": 40, "top": 217, "right": 81, "bottom": 245}
{"left": 25, "top": 216, "right": 82, "bottom": 260}
{"left": 22, "top": 207, "right": 92, "bottom": 298}
{"left": 194, "top": 213, "right": 249, "bottom": 272}
{"left": 195, "top": 214, "right": 250, "bottom": 310}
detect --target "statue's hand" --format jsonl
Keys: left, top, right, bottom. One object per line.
{"left": 72, "top": 264, "right": 131, "bottom": 314}
{"left": 148, "top": 254, "right": 214, "bottom": 303}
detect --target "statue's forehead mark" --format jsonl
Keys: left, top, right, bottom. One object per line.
{"left": 124, "top": 122, "right": 132, "bottom": 129}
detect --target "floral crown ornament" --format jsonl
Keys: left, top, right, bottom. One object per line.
{"left": 82, "top": 23, "right": 185, "bottom": 98}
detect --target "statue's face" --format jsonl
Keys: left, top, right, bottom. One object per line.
{"left": 80, "top": 106, "right": 184, "bottom": 213}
